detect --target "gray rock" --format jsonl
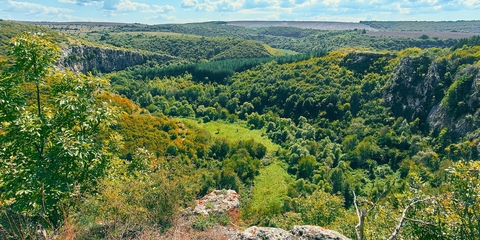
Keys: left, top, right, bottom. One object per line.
{"left": 58, "top": 45, "right": 173, "bottom": 74}
{"left": 291, "top": 225, "right": 350, "bottom": 240}
{"left": 193, "top": 190, "right": 241, "bottom": 216}
{"left": 236, "top": 226, "right": 294, "bottom": 240}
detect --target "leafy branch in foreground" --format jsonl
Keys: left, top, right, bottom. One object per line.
{"left": 0, "top": 33, "right": 120, "bottom": 225}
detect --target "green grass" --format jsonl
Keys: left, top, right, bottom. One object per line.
{"left": 242, "top": 161, "right": 293, "bottom": 224}
{"left": 177, "top": 118, "right": 280, "bottom": 153}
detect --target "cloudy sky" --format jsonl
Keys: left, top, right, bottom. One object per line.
{"left": 1, "top": 0, "right": 479, "bottom": 24}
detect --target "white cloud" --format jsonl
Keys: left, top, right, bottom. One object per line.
{"left": 462, "top": 0, "right": 480, "bottom": 8}
{"left": 396, "top": 2, "right": 410, "bottom": 14}
{"left": 181, "top": 0, "right": 198, "bottom": 8}
{"left": 245, "top": 0, "right": 282, "bottom": 9}
{"left": 153, "top": 5, "right": 175, "bottom": 13}
{"left": 114, "top": 0, "right": 149, "bottom": 11}
{"left": 143, "top": 4, "right": 175, "bottom": 13}
{"left": 187, "top": 0, "right": 247, "bottom": 12}
{"left": 58, "top": 0, "right": 77, "bottom": 3}
{"left": 196, "top": 1, "right": 216, "bottom": 11}
{"left": 58, "top": 0, "right": 102, "bottom": 6}
{"left": 5, "top": 0, "right": 73, "bottom": 15}
{"left": 323, "top": 0, "right": 339, "bottom": 6}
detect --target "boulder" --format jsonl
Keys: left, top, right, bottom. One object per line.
{"left": 236, "top": 226, "right": 294, "bottom": 240}
{"left": 193, "top": 189, "right": 241, "bottom": 216}
{"left": 291, "top": 225, "right": 350, "bottom": 240}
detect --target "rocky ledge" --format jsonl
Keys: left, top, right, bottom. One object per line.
{"left": 236, "top": 225, "right": 350, "bottom": 240}
{"left": 193, "top": 190, "right": 351, "bottom": 240}
{"left": 58, "top": 44, "right": 173, "bottom": 74}
{"left": 193, "top": 189, "right": 241, "bottom": 216}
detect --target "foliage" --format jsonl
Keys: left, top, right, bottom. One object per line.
{"left": 452, "top": 35, "right": 480, "bottom": 50}
{"left": 99, "top": 22, "right": 460, "bottom": 54}
{"left": 88, "top": 32, "right": 277, "bottom": 61}
{"left": 0, "top": 33, "right": 119, "bottom": 224}
{"left": 283, "top": 189, "right": 347, "bottom": 228}
{"left": 0, "top": 21, "right": 62, "bottom": 59}
{"left": 406, "top": 160, "right": 480, "bottom": 239}
{"left": 2, "top": 22, "right": 480, "bottom": 239}
{"left": 73, "top": 150, "right": 197, "bottom": 239}
{"left": 441, "top": 73, "right": 475, "bottom": 117}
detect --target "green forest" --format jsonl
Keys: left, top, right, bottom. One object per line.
{"left": 1, "top": 20, "right": 479, "bottom": 239}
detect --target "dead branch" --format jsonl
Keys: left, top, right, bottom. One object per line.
{"left": 404, "top": 217, "right": 435, "bottom": 226}
{"left": 353, "top": 191, "right": 365, "bottom": 240}
{"left": 387, "top": 197, "right": 433, "bottom": 240}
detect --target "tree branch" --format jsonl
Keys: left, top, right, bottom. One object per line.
{"left": 404, "top": 217, "right": 435, "bottom": 226}
{"left": 387, "top": 197, "right": 433, "bottom": 240}
{"left": 353, "top": 191, "right": 365, "bottom": 240}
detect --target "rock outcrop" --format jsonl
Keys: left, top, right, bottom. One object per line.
{"left": 236, "top": 225, "right": 350, "bottom": 240}
{"left": 193, "top": 189, "right": 241, "bottom": 216}
{"left": 237, "top": 226, "right": 294, "bottom": 239}
{"left": 384, "top": 55, "right": 438, "bottom": 124}
{"left": 383, "top": 54, "right": 480, "bottom": 138}
{"left": 194, "top": 190, "right": 351, "bottom": 240}
{"left": 58, "top": 45, "right": 173, "bottom": 74}
{"left": 291, "top": 225, "right": 350, "bottom": 240}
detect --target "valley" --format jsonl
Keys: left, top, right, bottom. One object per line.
{"left": 1, "top": 19, "right": 479, "bottom": 239}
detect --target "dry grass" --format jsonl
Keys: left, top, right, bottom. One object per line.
{"left": 159, "top": 214, "right": 239, "bottom": 240}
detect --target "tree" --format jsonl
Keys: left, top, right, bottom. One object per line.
{"left": 0, "top": 33, "right": 120, "bottom": 224}
{"left": 297, "top": 155, "right": 317, "bottom": 179}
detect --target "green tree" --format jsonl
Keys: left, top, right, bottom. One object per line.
{"left": 297, "top": 155, "right": 317, "bottom": 179}
{"left": 0, "top": 33, "right": 119, "bottom": 224}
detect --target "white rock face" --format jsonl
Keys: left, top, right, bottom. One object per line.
{"left": 193, "top": 190, "right": 241, "bottom": 216}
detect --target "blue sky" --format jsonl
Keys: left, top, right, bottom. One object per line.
{"left": 1, "top": 0, "right": 479, "bottom": 24}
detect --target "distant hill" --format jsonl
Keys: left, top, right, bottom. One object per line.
{"left": 366, "top": 31, "right": 476, "bottom": 39}
{"left": 226, "top": 21, "right": 378, "bottom": 31}
{"left": 362, "top": 20, "right": 480, "bottom": 33}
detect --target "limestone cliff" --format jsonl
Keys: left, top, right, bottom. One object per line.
{"left": 58, "top": 44, "right": 173, "bottom": 74}
{"left": 383, "top": 54, "right": 480, "bottom": 138}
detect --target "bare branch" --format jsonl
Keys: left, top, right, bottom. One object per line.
{"left": 353, "top": 191, "right": 365, "bottom": 240}
{"left": 387, "top": 197, "right": 433, "bottom": 240}
{"left": 404, "top": 217, "right": 436, "bottom": 226}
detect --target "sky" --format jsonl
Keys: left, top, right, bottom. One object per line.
{"left": 0, "top": 0, "right": 479, "bottom": 24}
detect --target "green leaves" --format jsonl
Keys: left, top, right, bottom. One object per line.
{"left": 0, "top": 33, "right": 119, "bottom": 224}
{"left": 7, "top": 33, "right": 60, "bottom": 84}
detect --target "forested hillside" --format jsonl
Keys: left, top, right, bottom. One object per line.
{"left": 1, "top": 21, "right": 480, "bottom": 239}
{"left": 90, "top": 22, "right": 462, "bottom": 53}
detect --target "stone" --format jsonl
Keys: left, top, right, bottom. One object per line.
{"left": 193, "top": 189, "right": 241, "bottom": 216}
{"left": 236, "top": 226, "right": 294, "bottom": 240}
{"left": 291, "top": 225, "right": 350, "bottom": 240}
{"left": 59, "top": 45, "right": 173, "bottom": 74}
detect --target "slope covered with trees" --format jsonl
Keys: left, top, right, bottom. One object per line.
{"left": 101, "top": 22, "right": 461, "bottom": 53}
{"left": 87, "top": 32, "right": 282, "bottom": 62}
{"left": 1, "top": 21, "right": 480, "bottom": 239}
{"left": 100, "top": 37, "right": 480, "bottom": 239}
